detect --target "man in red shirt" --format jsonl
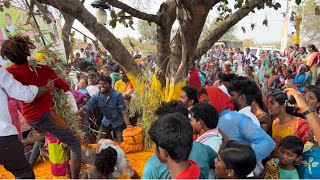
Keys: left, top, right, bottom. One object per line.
{"left": 148, "top": 113, "right": 204, "bottom": 179}
{"left": 1, "top": 36, "right": 81, "bottom": 178}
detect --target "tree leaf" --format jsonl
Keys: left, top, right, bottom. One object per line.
{"left": 83, "top": 35, "right": 87, "bottom": 43}
{"left": 109, "top": 19, "right": 117, "bottom": 28}
{"left": 241, "top": 26, "right": 246, "bottom": 33}
{"left": 118, "top": 10, "right": 126, "bottom": 17}
{"left": 3, "top": 0, "right": 11, "bottom": 8}
{"left": 0, "top": 5, "right": 3, "bottom": 12}
{"left": 295, "top": 0, "right": 302, "bottom": 5}
{"left": 262, "top": 17, "right": 268, "bottom": 27}
{"left": 250, "top": 23, "right": 256, "bottom": 30}
{"left": 110, "top": 10, "right": 117, "bottom": 19}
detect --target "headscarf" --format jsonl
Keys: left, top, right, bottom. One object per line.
{"left": 298, "top": 64, "right": 307, "bottom": 74}
{"left": 205, "top": 87, "right": 234, "bottom": 114}
{"left": 224, "top": 60, "right": 232, "bottom": 66}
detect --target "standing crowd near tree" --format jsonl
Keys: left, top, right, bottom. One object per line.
{"left": 1, "top": 33, "right": 320, "bottom": 179}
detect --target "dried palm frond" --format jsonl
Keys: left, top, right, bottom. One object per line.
{"left": 31, "top": 47, "right": 84, "bottom": 138}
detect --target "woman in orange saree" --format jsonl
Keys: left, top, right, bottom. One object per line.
{"left": 304, "top": 45, "right": 319, "bottom": 84}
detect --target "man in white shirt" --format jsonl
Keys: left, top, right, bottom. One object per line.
{"left": 0, "top": 66, "right": 50, "bottom": 178}
{"left": 254, "top": 60, "right": 264, "bottom": 87}
{"left": 243, "top": 47, "right": 257, "bottom": 66}
{"left": 86, "top": 72, "right": 100, "bottom": 96}
{"left": 5, "top": 13, "right": 15, "bottom": 32}
{"left": 229, "top": 76, "right": 260, "bottom": 126}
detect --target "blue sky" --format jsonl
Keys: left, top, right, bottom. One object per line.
{"left": 73, "top": 0, "right": 297, "bottom": 43}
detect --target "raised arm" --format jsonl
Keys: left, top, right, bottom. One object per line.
{"left": 77, "top": 94, "right": 98, "bottom": 116}
{"left": 284, "top": 86, "right": 320, "bottom": 143}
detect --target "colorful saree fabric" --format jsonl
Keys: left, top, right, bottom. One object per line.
{"left": 272, "top": 117, "right": 310, "bottom": 156}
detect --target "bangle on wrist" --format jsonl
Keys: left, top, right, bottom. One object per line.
{"left": 46, "top": 84, "right": 53, "bottom": 92}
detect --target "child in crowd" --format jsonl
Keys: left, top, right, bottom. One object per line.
{"left": 189, "top": 102, "right": 222, "bottom": 152}
{"left": 298, "top": 130, "right": 320, "bottom": 178}
{"left": 76, "top": 77, "right": 89, "bottom": 94}
{"left": 80, "top": 139, "right": 139, "bottom": 179}
{"left": 261, "top": 136, "right": 304, "bottom": 179}
{"left": 214, "top": 140, "right": 257, "bottom": 179}
{"left": 149, "top": 113, "right": 204, "bottom": 179}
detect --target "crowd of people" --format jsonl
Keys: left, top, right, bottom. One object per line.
{"left": 1, "top": 34, "right": 320, "bottom": 179}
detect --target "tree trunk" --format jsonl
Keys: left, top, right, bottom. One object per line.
{"left": 159, "top": 0, "right": 217, "bottom": 101}
{"left": 155, "top": 0, "right": 176, "bottom": 87}
{"left": 61, "top": 13, "right": 75, "bottom": 62}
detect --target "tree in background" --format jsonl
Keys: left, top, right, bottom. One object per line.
{"left": 138, "top": 20, "right": 157, "bottom": 43}
{"left": 121, "top": 36, "right": 156, "bottom": 51}
{"left": 242, "top": 38, "right": 256, "bottom": 47}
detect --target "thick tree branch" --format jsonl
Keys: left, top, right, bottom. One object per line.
{"left": 61, "top": 12, "right": 75, "bottom": 61}
{"left": 105, "top": 0, "right": 161, "bottom": 25}
{"left": 61, "top": 0, "right": 85, "bottom": 61}
{"left": 193, "top": 0, "right": 264, "bottom": 59}
{"left": 155, "top": 0, "right": 176, "bottom": 86}
{"left": 37, "top": 0, "right": 142, "bottom": 77}
{"left": 33, "top": 0, "right": 54, "bottom": 19}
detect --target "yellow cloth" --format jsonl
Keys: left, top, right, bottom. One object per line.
{"left": 48, "top": 143, "right": 69, "bottom": 164}
{"left": 272, "top": 117, "right": 310, "bottom": 157}
{"left": 114, "top": 80, "right": 129, "bottom": 95}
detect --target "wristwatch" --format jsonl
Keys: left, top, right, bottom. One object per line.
{"left": 301, "top": 108, "right": 316, "bottom": 117}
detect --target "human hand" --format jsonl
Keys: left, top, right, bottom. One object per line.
{"left": 47, "top": 79, "right": 55, "bottom": 92}
{"left": 283, "top": 87, "right": 310, "bottom": 112}
{"left": 283, "top": 84, "right": 299, "bottom": 91}
{"left": 126, "top": 124, "right": 134, "bottom": 128}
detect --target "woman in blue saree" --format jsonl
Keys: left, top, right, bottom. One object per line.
{"left": 294, "top": 64, "right": 311, "bottom": 92}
